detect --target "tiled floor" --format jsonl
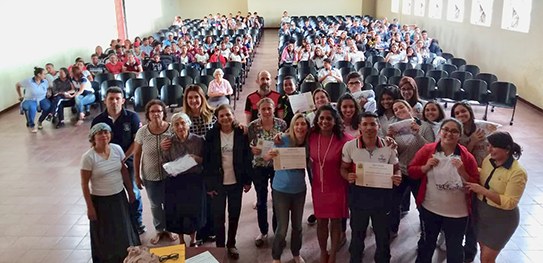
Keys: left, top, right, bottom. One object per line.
{"left": 0, "top": 29, "right": 541, "bottom": 262}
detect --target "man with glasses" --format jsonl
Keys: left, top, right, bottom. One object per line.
{"left": 346, "top": 72, "right": 376, "bottom": 113}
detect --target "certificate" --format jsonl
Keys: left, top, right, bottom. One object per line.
{"left": 388, "top": 118, "right": 413, "bottom": 135}
{"left": 355, "top": 162, "right": 393, "bottom": 189}
{"left": 288, "top": 92, "right": 316, "bottom": 113}
{"left": 255, "top": 139, "right": 275, "bottom": 156}
{"left": 273, "top": 147, "right": 307, "bottom": 170}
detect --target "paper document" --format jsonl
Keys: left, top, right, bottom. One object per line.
{"left": 388, "top": 119, "right": 413, "bottom": 135}
{"left": 273, "top": 147, "right": 307, "bottom": 170}
{"left": 355, "top": 162, "right": 393, "bottom": 189}
{"left": 254, "top": 139, "right": 275, "bottom": 157}
{"left": 289, "top": 92, "right": 316, "bottom": 113}
{"left": 185, "top": 251, "right": 219, "bottom": 263}
{"left": 150, "top": 244, "right": 185, "bottom": 263}
{"left": 162, "top": 155, "right": 197, "bottom": 177}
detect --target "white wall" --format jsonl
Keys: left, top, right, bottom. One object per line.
{"left": 0, "top": 0, "right": 117, "bottom": 112}
{"left": 377, "top": 0, "right": 543, "bottom": 109}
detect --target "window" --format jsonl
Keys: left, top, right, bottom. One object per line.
{"left": 447, "top": 0, "right": 465, "bottom": 22}
{"left": 391, "top": 0, "right": 400, "bottom": 13}
{"left": 403, "top": 0, "right": 413, "bottom": 15}
{"left": 501, "top": 0, "right": 532, "bottom": 33}
{"left": 414, "top": 0, "right": 426, "bottom": 17}
{"left": 428, "top": 0, "right": 443, "bottom": 19}
{"left": 470, "top": 0, "right": 493, "bottom": 27}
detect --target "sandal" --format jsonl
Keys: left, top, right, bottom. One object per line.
{"left": 150, "top": 232, "right": 162, "bottom": 245}
{"left": 164, "top": 232, "right": 179, "bottom": 242}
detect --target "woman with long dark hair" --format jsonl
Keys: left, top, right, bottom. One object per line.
{"left": 465, "top": 132, "right": 527, "bottom": 263}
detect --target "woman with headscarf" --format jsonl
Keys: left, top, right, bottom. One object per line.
{"left": 81, "top": 123, "right": 141, "bottom": 262}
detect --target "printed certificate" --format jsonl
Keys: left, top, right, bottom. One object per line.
{"left": 273, "top": 147, "right": 307, "bottom": 170}
{"left": 289, "top": 92, "right": 316, "bottom": 113}
{"left": 355, "top": 162, "right": 393, "bottom": 189}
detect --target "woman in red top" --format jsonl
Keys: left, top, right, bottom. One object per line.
{"left": 308, "top": 104, "right": 353, "bottom": 263}
{"left": 122, "top": 53, "right": 143, "bottom": 74}
{"left": 408, "top": 118, "right": 479, "bottom": 263}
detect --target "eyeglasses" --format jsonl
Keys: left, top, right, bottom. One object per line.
{"left": 441, "top": 127, "right": 460, "bottom": 135}
{"left": 347, "top": 81, "right": 361, "bottom": 85}
{"left": 159, "top": 253, "right": 179, "bottom": 262}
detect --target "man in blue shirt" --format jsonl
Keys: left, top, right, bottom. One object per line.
{"left": 92, "top": 86, "right": 145, "bottom": 234}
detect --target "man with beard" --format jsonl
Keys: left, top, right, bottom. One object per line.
{"left": 244, "top": 70, "right": 283, "bottom": 124}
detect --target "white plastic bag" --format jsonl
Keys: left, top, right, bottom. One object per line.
{"left": 162, "top": 154, "right": 197, "bottom": 177}
{"left": 430, "top": 152, "right": 464, "bottom": 191}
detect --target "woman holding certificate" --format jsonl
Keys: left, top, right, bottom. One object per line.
{"left": 203, "top": 104, "right": 252, "bottom": 259}
{"left": 465, "top": 132, "right": 527, "bottom": 263}
{"left": 387, "top": 99, "right": 429, "bottom": 237}
{"left": 264, "top": 113, "right": 310, "bottom": 263}
{"left": 162, "top": 113, "right": 206, "bottom": 247}
{"left": 308, "top": 104, "right": 353, "bottom": 263}
{"left": 408, "top": 118, "right": 480, "bottom": 263}
{"left": 248, "top": 98, "right": 287, "bottom": 247}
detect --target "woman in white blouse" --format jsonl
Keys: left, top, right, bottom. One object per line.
{"left": 81, "top": 123, "right": 140, "bottom": 262}
{"left": 207, "top": 68, "right": 233, "bottom": 108}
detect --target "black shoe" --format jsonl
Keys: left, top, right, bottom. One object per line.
{"left": 464, "top": 256, "right": 475, "bottom": 263}
{"left": 227, "top": 247, "right": 240, "bottom": 259}
{"left": 307, "top": 214, "right": 317, "bottom": 225}
{"left": 56, "top": 121, "right": 65, "bottom": 129}
{"left": 52, "top": 116, "right": 59, "bottom": 125}
{"left": 189, "top": 242, "right": 198, "bottom": 247}
{"left": 45, "top": 114, "right": 53, "bottom": 121}
{"left": 137, "top": 225, "right": 146, "bottom": 235}
{"left": 204, "top": 235, "right": 216, "bottom": 243}
{"left": 85, "top": 111, "right": 91, "bottom": 117}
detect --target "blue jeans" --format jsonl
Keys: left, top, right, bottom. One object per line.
{"left": 75, "top": 92, "right": 95, "bottom": 114}
{"left": 143, "top": 179, "right": 166, "bottom": 232}
{"left": 22, "top": 99, "right": 51, "bottom": 128}
{"left": 125, "top": 158, "right": 144, "bottom": 230}
{"left": 272, "top": 190, "right": 306, "bottom": 260}
{"left": 252, "top": 166, "right": 277, "bottom": 235}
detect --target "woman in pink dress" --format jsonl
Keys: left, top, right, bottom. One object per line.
{"left": 308, "top": 104, "right": 353, "bottom": 263}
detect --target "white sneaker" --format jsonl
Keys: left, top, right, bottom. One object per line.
{"left": 437, "top": 231, "right": 446, "bottom": 250}
{"left": 30, "top": 127, "right": 38, "bottom": 133}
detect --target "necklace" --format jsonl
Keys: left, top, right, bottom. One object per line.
{"left": 317, "top": 133, "right": 334, "bottom": 192}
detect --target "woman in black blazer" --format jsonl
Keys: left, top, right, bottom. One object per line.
{"left": 203, "top": 104, "right": 252, "bottom": 259}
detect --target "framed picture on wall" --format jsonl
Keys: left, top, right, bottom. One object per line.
{"left": 403, "top": 0, "right": 413, "bottom": 15}
{"left": 501, "top": 0, "right": 532, "bottom": 33}
{"left": 414, "top": 0, "right": 426, "bottom": 17}
{"left": 392, "top": 0, "right": 400, "bottom": 13}
{"left": 428, "top": 0, "right": 443, "bottom": 19}
{"left": 447, "top": 0, "right": 465, "bottom": 22}
{"left": 470, "top": 0, "right": 493, "bottom": 27}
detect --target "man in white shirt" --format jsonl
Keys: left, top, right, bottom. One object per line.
{"left": 340, "top": 112, "right": 401, "bottom": 263}
{"left": 317, "top": 58, "right": 343, "bottom": 86}
{"left": 45, "top": 63, "right": 59, "bottom": 88}
{"left": 345, "top": 72, "right": 376, "bottom": 113}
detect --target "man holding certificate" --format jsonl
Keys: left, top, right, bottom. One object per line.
{"left": 340, "top": 112, "right": 402, "bottom": 263}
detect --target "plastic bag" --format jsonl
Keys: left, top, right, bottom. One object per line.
{"left": 162, "top": 154, "right": 197, "bottom": 177}
{"left": 429, "top": 152, "right": 464, "bottom": 191}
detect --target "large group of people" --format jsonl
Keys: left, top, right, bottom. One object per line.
{"left": 14, "top": 8, "right": 527, "bottom": 263}
{"left": 16, "top": 11, "right": 262, "bottom": 133}
{"left": 276, "top": 12, "right": 445, "bottom": 91}
{"left": 80, "top": 68, "right": 526, "bottom": 263}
